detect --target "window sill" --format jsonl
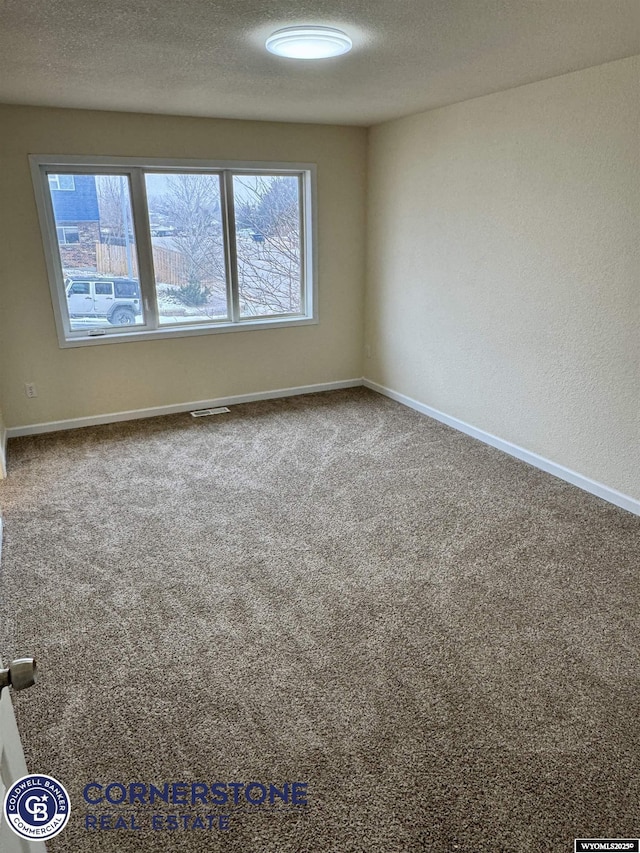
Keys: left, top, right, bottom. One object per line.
{"left": 58, "top": 315, "right": 318, "bottom": 348}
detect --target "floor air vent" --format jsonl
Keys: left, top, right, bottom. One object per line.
{"left": 190, "top": 407, "right": 230, "bottom": 417}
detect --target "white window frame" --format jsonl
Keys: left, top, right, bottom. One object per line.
{"left": 30, "top": 155, "right": 318, "bottom": 348}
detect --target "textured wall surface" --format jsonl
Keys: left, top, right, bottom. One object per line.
{"left": 0, "top": 106, "right": 367, "bottom": 427}
{"left": 0, "top": 407, "right": 5, "bottom": 478}
{"left": 366, "top": 57, "right": 639, "bottom": 501}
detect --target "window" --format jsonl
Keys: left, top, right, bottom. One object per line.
{"left": 56, "top": 225, "right": 80, "bottom": 244}
{"left": 233, "top": 174, "right": 303, "bottom": 318}
{"left": 94, "top": 282, "right": 114, "bottom": 296}
{"left": 48, "top": 174, "right": 76, "bottom": 191}
{"left": 31, "top": 156, "right": 317, "bottom": 346}
{"left": 144, "top": 172, "right": 227, "bottom": 327}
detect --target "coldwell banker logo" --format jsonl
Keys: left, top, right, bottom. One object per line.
{"left": 3, "top": 774, "right": 71, "bottom": 841}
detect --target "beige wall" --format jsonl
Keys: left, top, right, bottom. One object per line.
{"left": 1, "top": 59, "right": 638, "bottom": 502}
{"left": 0, "top": 348, "right": 5, "bottom": 476}
{"left": 366, "top": 56, "right": 639, "bottom": 501}
{"left": 0, "top": 106, "right": 367, "bottom": 427}
{"left": 0, "top": 406, "right": 6, "bottom": 478}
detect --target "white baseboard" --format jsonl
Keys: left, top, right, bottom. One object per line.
{"left": 6, "top": 379, "right": 363, "bottom": 438}
{"left": 6, "top": 376, "right": 638, "bottom": 516}
{"left": 364, "top": 379, "right": 640, "bottom": 517}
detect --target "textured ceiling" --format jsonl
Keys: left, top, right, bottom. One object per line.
{"left": 0, "top": 0, "right": 638, "bottom": 125}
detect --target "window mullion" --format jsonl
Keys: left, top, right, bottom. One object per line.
{"left": 129, "top": 168, "right": 159, "bottom": 330}
{"left": 221, "top": 170, "right": 240, "bottom": 322}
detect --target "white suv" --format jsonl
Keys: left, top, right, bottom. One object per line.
{"left": 65, "top": 276, "right": 142, "bottom": 325}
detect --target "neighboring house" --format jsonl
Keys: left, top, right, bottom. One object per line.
{"left": 49, "top": 173, "right": 100, "bottom": 270}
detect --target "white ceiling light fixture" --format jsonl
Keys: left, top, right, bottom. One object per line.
{"left": 265, "top": 26, "right": 353, "bottom": 60}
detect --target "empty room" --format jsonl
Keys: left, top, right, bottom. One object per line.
{"left": 0, "top": 2, "right": 638, "bottom": 851}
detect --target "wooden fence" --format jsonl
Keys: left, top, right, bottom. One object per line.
{"left": 96, "top": 243, "right": 189, "bottom": 285}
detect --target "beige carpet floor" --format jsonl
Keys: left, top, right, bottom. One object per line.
{"left": 0, "top": 388, "right": 638, "bottom": 852}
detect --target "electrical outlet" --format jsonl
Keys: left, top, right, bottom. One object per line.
{"left": 365, "top": 344, "right": 372, "bottom": 359}
{"left": 25, "top": 383, "right": 38, "bottom": 398}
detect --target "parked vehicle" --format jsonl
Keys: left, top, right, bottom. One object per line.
{"left": 65, "top": 276, "right": 142, "bottom": 325}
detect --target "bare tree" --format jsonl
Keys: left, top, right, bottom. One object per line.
{"left": 96, "top": 175, "right": 136, "bottom": 278}
{"left": 96, "top": 176, "right": 129, "bottom": 242}
{"left": 234, "top": 176, "right": 301, "bottom": 316}
{"left": 151, "top": 174, "right": 225, "bottom": 305}
{"left": 138, "top": 173, "right": 301, "bottom": 314}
